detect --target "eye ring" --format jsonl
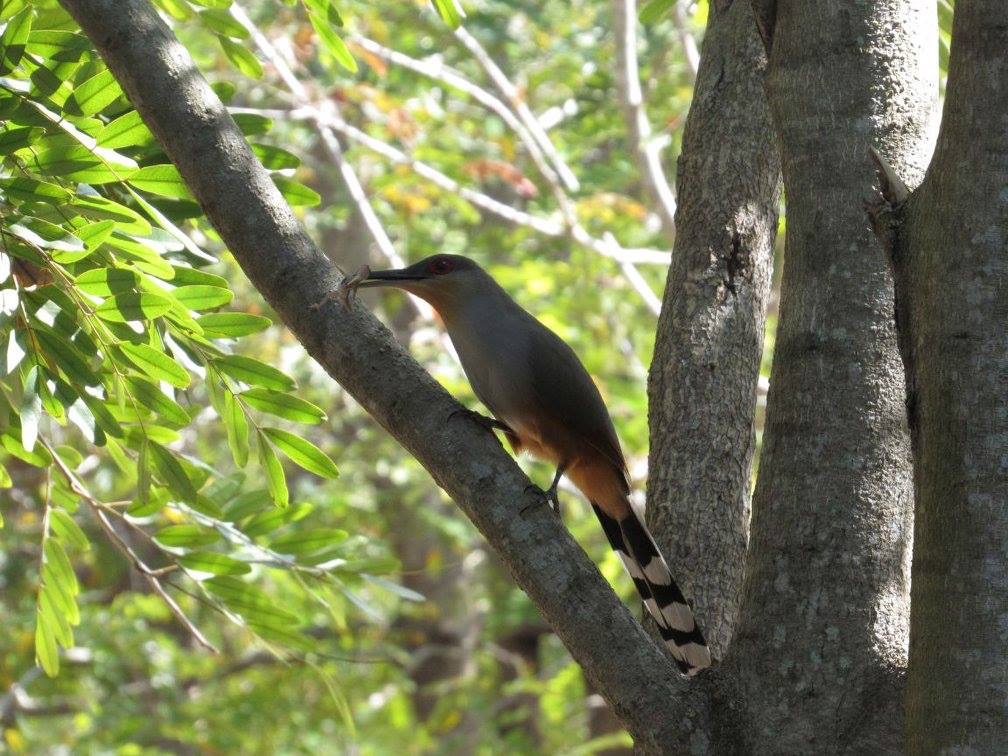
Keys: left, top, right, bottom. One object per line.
{"left": 429, "top": 258, "right": 454, "bottom": 275}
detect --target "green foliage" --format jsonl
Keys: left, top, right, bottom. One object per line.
{"left": 0, "top": 0, "right": 414, "bottom": 718}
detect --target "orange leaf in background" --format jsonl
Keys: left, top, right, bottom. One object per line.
{"left": 463, "top": 158, "right": 538, "bottom": 198}
{"left": 386, "top": 108, "right": 419, "bottom": 142}
{"left": 353, "top": 42, "right": 388, "bottom": 77}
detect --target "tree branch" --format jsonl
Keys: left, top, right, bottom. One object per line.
{"left": 58, "top": 0, "right": 704, "bottom": 746}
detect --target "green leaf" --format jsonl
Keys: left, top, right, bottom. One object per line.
{"left": 214, "top": 355, "right": 294, "bottom": 391}
{"left": 251, "top": 143, "right": 300, "bottom": 170}
{"left": 35, "top": 609, "right": 59, "bottom": 676}
{"left": 178, "top": 551, "right": 251, "bottom": 576}
{"left": 272, "top": 175, "right": 321, "bottom": 207}
{"left": 148, "top": 441, "right": 197, "bottom": 501}
{"left": 97, "top": 110, "right": 155, "bottom": 149}
{"left": 0, "top": 7, "right": 33, "bottom": 75}
{"left": 49, "top": 509, "right": 89, "bottom": 551}
{"left": 130, "top": 164, "right": 192, "bottom": 199}
{"left": 639, "top": 0, "right": 675, "bottom": 23}
{"left": 257, "top": 432, "right": 287, "bottom": 507}
{"left": 197, "top": 8, "right": 248, "bottom": 38}
{"left": 65, "top": 68, "right": 123, "bottom": 116}
{"left": 154, "top": 523, "right": 219, "bottom": 548}
{"left": 125, "top": 376, "right": 190, "bottom": 426}
{"left": 218, "top": 34, "right": 262, "bottom": 78}
{"left": 0, "top": 176, "right": 70, "bottom": 204}
{"left": 240, "top": 388, "right": 326, "bottom": 424}
{"left": 74, "top": 267, "right": 140, "bottom": 296}
{"left": 19, "top": 364, "right": 41, "bottom": 452}
{"left": 118, "top": 342, "right": 190, "bottom": 388}
{"left": 172, "top": 284, "right": 233, "bottom": 311}
{"left": 262, "top": 427, "right": 338, "bottom": 479}
{"left": 95, "top": 292, "right": 173, "bottom": 322}
{"left": 29, "top": 144, "right": 136, "bottom": 184}
{"left": 43, "top": 539, "right": 79, "bottom": 598}
{"left": 233, "top": 112, "right": 272, "bottom": 136}
{"left": 196, "top": 312, "right": 271, "bottom": 337}
{"left": 431, "top": 0, "right": 464, "bottom": 28}
{"left": 2, "top": 430, "right": 51, "bottom": 467}
{"left": 205, "top": 576, "right": 298, "bottom": 625}
{"left": 222, "top": 390, "right": 249, "bottom": 467}
{"left": 269, "top": 528, "right": 348, "bottom": 556}
{"left": 72, "top": 194, "right": 151, "bottom": 235}
{"left": 0, "top": 126, "right": 41, "bottom": 154}
{"left": 307, "top": 11, "right": 357, "bottom": 73}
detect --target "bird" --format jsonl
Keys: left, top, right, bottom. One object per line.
{"left": 347, "top": 253, "right": 711, "bottom": 675}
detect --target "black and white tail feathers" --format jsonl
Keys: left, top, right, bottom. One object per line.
{"left": 592, "top": 503, "right": 711, "bottom": 676}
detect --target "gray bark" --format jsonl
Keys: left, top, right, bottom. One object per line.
{"left": 57, "top": 0, "right": 705, "bottom": 748}
{"left": 645, "top": 0, "right": 781, "bottom": 659}
{"left": 886, "top": 3, "right": 1008, "bottom": 749}
{"left": 724, "top": 1, "right": 936, "bottom": 751}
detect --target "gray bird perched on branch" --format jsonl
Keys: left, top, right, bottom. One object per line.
{"left": 344, "top": 253, "right": 710, "bottom": 675}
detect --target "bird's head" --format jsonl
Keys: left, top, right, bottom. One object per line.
{"left": 358, "top": 254, "right": 490, "bottom": 314}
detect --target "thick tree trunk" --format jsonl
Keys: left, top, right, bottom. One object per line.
{"left": 893, "top": 3, "right": 1008, "bottom": 749}
{"left": 646, "top": 0, "right": 780, "bottom": 658}
{"left": 723, "top": 1, "right": 936, "bottom": 751}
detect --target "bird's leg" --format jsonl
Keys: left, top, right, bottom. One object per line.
{"left": 448, "top": 407, "right": 511, "bottom": 434}
{"left": 521, "top": 463, "right": 568, "bottom": 516}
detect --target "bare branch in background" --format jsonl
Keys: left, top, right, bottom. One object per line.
{"left": 613, "top": 0, "right": 679, "bottom": 244}
{"left": 348, "top": 35, "right": 567, "bottom": 196}
{"left": 673, "top": 0, "right": 701, "bottom": 77}
{"left": 453, "top": 26, "right": 580, "bottom": 192}
{"left": 236, "top": 7, "right": 665, "bottom": 314}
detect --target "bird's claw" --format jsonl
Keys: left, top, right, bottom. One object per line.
{"left": 311, "top": 265, "right": 371, "bottom": 310}
{"left": 449, "top": 407, "right": 508, "bottom": 434}
{"left": 520, "top": 483, "right": 561, "bottom": 516}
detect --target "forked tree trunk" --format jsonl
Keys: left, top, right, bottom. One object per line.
{"left": 646, "top": 0, "right": 780, "bottom": 659}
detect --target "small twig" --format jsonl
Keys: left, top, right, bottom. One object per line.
{"left": 39, "top": 439, "right": 219, "bottom": 654}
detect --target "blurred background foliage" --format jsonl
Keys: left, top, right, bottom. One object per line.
{"left": 0, "top": 0, "right": 950, "bottom": 752}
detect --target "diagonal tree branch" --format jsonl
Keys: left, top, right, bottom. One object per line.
{"left": 57, "top": 0, "right": 707, "bottom": 748}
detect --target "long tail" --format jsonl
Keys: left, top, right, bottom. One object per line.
{"left": 592, "top": 502, "right": 711, "bottom": 676}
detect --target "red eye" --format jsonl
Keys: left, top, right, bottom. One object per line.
{"left": 428, "top": 258, "right": 454, "bottom": 275}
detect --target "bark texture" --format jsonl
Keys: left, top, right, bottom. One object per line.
{"left": 724, "top": 1, "right": 936, "bottom": 751}
{"left": 895, "top": 3, "right": 1008, "bottom": 749}
{"left": 646, "top": 0, "right": 781, "bottom": 659}
{"left": 58, "top": 0, "right": 705, "bottom": 748}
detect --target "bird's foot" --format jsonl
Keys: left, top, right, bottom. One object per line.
{"left": 520, "top": 483, "right": 561, "bottom": 516}
{"left": 448, "top": 407, "right": 510, "bottom": 434}
{"left": 311, "top": 265, "right": 371, "bottom": 310}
